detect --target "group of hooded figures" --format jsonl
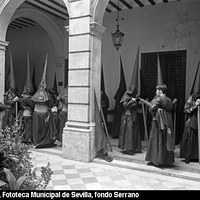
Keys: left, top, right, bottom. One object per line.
{"left": 0, "top": 52, "right": 200, "bottom": 166}
{"left": 0, "top": 54, "right": 68, "bottom": 148}
{"left": 105, "top": 57, "right": 200, "bottom": 167}
{"left": 114, "top": 83, "right": 200, "bottom": 167}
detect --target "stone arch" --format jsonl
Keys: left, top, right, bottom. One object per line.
{"left": 11, "top": 7, "right": 65, "bottom": 58}
{"left": 0, "top": 0, "right": 70, "bottom": 101}
{"left": 92, "top": 0, "right": 109, "bottom": 25}
{"left": 0, "top": 0, "right": 70, "bottom": 17}
{"left": 0, "top": 0, "right": 70, "bottom": 57}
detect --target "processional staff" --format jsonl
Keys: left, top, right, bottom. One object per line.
{"left": 198, "top": 105, "right": 200, "bottom": 165}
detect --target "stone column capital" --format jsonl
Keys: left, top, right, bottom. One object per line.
{"left": 0, "top": 40, "right": 9, "bottom": 50}
{"left": 90, "top": 22, "right": 106, "bottom": 39}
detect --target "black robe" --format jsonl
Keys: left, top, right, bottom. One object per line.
{"left": 20, "top": 97, "right": 34, "bottom": 144}
{"left": 2, "top": 99, "right": 16, "bottom": 129}
{"left": 32, "top": 102, "right": 55, "bottom": 148}
{"left": 145, "top": 95, "right": 175, "bottom": 166}
{"left": 180, "top": 96, "right": 199, "bottom": 160}
{"left": 110, "top": 95, "right": 123, "bottom": 139}
{"left": 101, "top": 92, "right": 110, "bottom": 125}
{"left": 118, "top": 93, "right": 142, "bottom": 153}
{"left": 56, "top": 99, "right": 68, "bottom": 142}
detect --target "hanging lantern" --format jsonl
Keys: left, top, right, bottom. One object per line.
{"left": 111, "top": 0, "right": 125, "bottom": 51}
{"left": 111, "top": 25, "right": 124, "bottom": 51}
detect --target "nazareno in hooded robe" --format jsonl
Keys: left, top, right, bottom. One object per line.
{"left": 118, "top": 47, "right": 142, "bottom": 153}
{"left": 56, "top": 87, "right": 68, "bottom": 143}
{"left": 145, "top": 54, "right": 175, "bottom": 166}
{"left": 31, "top": 54, "right": 55, "bottom": 148}
{"left": 180, "top": 61, "right": 200, "bottom": 161}
{"left": 19, "top": 53, "right": 35, "bottom": 144}
{"left": 2, "top": 52, "right": 20, "bottom": 129}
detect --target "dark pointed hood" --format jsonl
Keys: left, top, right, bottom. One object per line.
{"left": 23, "top": 53, "right": 34, "bottom": 95}
{"left": 190, "top": 61, "right": 200, "bottom": 100}
{"left": 101, "top": 65, "right": 105, "bottom": 92}
{"left": 4, "top": 52, "right": 19, "bottom": 99}
{"left": 9, "top": 52, "right": 16, "bottom": 90}
{"left": 127, "top": 47, "right": 140, "bottom": 97}
{"left": 5, "top": 66, "right": 10, "bottom": 92}
{"left": 53, "top": 72, "right": 58, "bottom": 96}
{"left": 38, "top": 53, "right": 48, "bottom": 90}
{"left": 31, "top": 54, "right": 49, "bottom": 103}
{"left": 156, "top": 53, "right": 163, "bottom": 86}
{"left": 32, "top": 65, "right": 37, "bottom": 94}
{"left": 114, "top": 54, "right": 127, "bottom": 103}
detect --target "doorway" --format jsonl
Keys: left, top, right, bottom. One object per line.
{"left": 141, "top": 50, "right": 186, "bottom": 144}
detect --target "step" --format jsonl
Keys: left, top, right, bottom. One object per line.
{"left": 93, "top": 156, "right": 200, "bottom": 182}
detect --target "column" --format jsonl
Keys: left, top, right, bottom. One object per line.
{"left": 62, "top": 0, "right": 105, "bottom": 162}
{"left": 0, "top": 40, "right": 8, "bottom": 129}
{"left": 0, "top": 40, "right": 8, "bottom": 102}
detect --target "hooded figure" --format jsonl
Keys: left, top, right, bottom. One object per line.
{"left": 111, "top": 55, "right": 127, "bottom": 139}
{"left": 145, "top": 54, "right": 175, "bottom": 167}
{"left": 31, "top": 54, "right": 55, "bottom": 148}
{"left": 32, "top": 65, "right": 37, "bottom": 94}
{"left": 47, "top": 73, "right": 59, "bottom": 145}
{"left": 118, "top": 47, "right": 142, "bottom": 154}
{"left": 101, "top": 66, "right": 110, "bottom": 126}
{"left": 56, "top": 87, "right": 68, "bottom": 144}
{"left": 19, "top": 53, "right": 35, "bottom": 144}
{"left": 95, "top": 91, "right": 113, "bottom": 162}
{"left": 180, "top": 61, "right": 200, "bottom": 164}
{"left": 2, "top": 52, "right": 19, "bottom": 129}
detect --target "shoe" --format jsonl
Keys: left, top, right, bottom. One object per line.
{"left": 122, "top": 150, "right": 134, "bottom": 155}
{"left": 147, "top": 161, "right": 154, "bottom": 166}
{"left": 103, "top": 155, "right": 113, "bottom": 162}
{"left": 35, "top": 142, "right": 57, "bottom": 149}
{"left": 185, "top": 159, "right": 190, "bottom": 164}
{"left": 147, "top": 162, "right": 163, "bottom": 168}
{"left": 96, "top": 153, "right": 113, "bottom": 162}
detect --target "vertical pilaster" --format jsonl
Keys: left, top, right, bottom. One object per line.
{"left": 62, "top": 0, "right": 106, "bottom": 162}
{"left": 0, "top": 40, "right": 8, "bottom": 129}
{"left": 0, "top": 40, "right": 8, "bottom": 102}
{"left": 63, "top": 0, "right": 93, "bottom": 162}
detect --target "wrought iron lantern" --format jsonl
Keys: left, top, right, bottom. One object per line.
{"left": 111, "top": 0, "right": 125, "bottom": 51}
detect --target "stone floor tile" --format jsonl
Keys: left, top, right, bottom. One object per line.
{"left": 65, "top": 173, "right": 80, "bottom": 179}
{"left": 82, "top": 177, "right": 98, "bottom": 184}
{"left": 67, "top": 178, "right": 84, "bottom": 185}
{"left": 51, "top": 174, "right": 67, "bottom": 180}
{"left": 52, "top": 179, "right": 68, "bottom": 186}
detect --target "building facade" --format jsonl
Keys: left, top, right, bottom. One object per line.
{"left": 0, "top": 0, "right": 200, "bottom": 162}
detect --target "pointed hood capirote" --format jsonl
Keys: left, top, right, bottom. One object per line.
{"left": 114, "top": 55, "right": 127, "bottom": 103}
{"left": 53, "top": 72, "right": 58, "bottom": 96}
{"left": 120, "top": 47, "right": 140, "bottom": 103}
{"left": 38, "top": 53, "right": 48, "bottom": 90}
{"left": 31, "top": 54, "right": 49, "bottom": 103}
{"left": 127, "top": 47, "right": 140, "bottom": 97}
{"left": 156, "top": 53, "right": 163, "bottom": 86}
{"left": 23, "top": 53, "right": 34, "bottom": 96}
{"left": 5, "top": 65, "right": 10, "bottom": 92}
{"left": 190, "top": 61, "right": 200, "bottom": 100}
{"left": 32, "top": 65, "right": 37, "bottom": 94}
{"left": 4, "top": 52, "right": 19, "bottom": 100}
{"left": 9, "top": 52, "right": 17, "bottom": 90}
{"left": 101, "top": 65, "right": 105, "bottom": 92}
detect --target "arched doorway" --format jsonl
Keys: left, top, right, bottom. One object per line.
{"left": 6, "top": 6, "right": 66, "bottom": 93}
{"left": 0, "top": 0, "right": 70, "bottom": 99}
